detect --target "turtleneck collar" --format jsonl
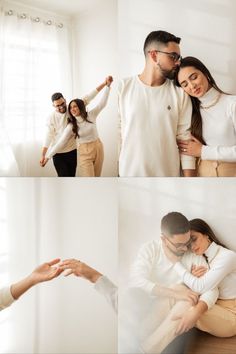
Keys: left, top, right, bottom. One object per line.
{"left": 199, "top": 87, "right": 220, "bottom": 106}
{"left": 204, "top": 241, "right": 220, "bottom": 262}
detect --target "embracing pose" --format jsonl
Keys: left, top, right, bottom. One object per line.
{"left": 176, "top": 57, "right": 236, "bottom": 176}
{"left": 44, "top": 76, "right": 113, "bottom": 177}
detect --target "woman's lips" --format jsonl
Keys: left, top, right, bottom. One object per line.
{"left": 193, "top": 88, "right": 201, "bottom": 95}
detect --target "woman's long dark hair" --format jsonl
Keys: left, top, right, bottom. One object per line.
{"left": 189, "top": 218, "right": 227, "bottom": 248}
{"left": 174, "top": 57, "right": 225, "bottom": 144}
{"left": 68, "top": 99, "right": 93, "bottom": 138}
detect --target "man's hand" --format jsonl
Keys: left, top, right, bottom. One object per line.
{"left": 59, "top": 259, "right": 102, "bottom": 283}
{"left": 106, "top": 76, "right": 113, "bottom": 87}
{"left": 41, "top": 157, "right": 49, "bottom": 167}
{"left": 172, "top": 300, "right": 208, "bottom": 335}
{"left": 172, "top": 307, "right": 199, "bottom": 335}
{"left": 29, "top": 258, "right": 63, "bottom": 285}
{"left": 172, "top": 286, "right": 199, "bottom": 306}
{"left": 191, "top": 264, "right": 208, "bottom": 277}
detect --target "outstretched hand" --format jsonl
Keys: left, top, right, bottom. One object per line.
{"left": 177, "top": 135, "right": 203, "bottom": 157}
{"left": 30, "top": 258, "right": 63, "bottom": 284}
{"left": 59, "top": 259, "right": 102, "bottom": 283}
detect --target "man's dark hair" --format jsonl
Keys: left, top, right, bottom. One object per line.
{"left": 143, "top": 30, "right": 181, "bottom": 56}
{"left": 51, "top": 92, "right": 64, "bottom": 102}
{"left": 161, "top": 212, "right": 189, "bottom": 237}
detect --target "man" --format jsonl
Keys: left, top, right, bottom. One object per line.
{"left": 0, "top": 259, "right": 62, "bottom": 311}
{"left": 59, "top": 258, "right": 117, "bottom": 313}
{"left": 118, "top": 30, "right": 196, "bottom": 176}
{"left": 122, "top": 212, "right": 218, "bottom": 353}
{"left": 40, "top": 79, "right": 109, "bottom": 177}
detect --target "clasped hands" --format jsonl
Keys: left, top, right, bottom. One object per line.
{"left": 177, "top": 135, "right": 203, "bottom": 157}
{"left": 30, "top": 258, "right": 102, "bottom": 285}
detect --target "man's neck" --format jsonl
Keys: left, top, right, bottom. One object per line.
{"left": 139, "top": 65, "right": 166, "bottom": 87}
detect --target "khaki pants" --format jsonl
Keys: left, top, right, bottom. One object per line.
{"left": 78, "top": 139, "right": 104, "bottom": 177}
{"left": 197, "top": 160, "right": 236, "bottom": 177}
{"left": 196, "top": 298, "right": 236, "bottom": 337}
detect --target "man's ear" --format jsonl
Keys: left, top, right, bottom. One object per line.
{"left": 149, "top": 50, "right": 158, "bottom": 62}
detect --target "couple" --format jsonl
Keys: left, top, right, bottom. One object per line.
{"left": 40, "top": 76, "right": 113, "bottom": 177}
{"left": 126, "top": 212, "right": 236, "bottom": 353}
{"left": 118, "top": 30, "right": 236, "bottom": 177}
{"left": 0, "top": 258, "right": 117, "bottom": 313}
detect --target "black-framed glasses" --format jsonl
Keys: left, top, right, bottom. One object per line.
{"left": 53, "top": 102, "right": 66, "bottom": 109}
{"left": 150, "top": 50, "right": 182, "bottom": 62}
{"left": 165, "top": 236, "right": 192, "bottom": 249}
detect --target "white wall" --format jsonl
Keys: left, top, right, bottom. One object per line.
{"left": 3, "top": 178, "right": 117, "bottom": 354}
{"left": 119, "top": 178, "right": 236, "bottom": 287}
{"left": 72, "top": 0, "right": 118, "bottom": 176}
{"left": 118, "top": 0, "right": 236, "bottom": 93}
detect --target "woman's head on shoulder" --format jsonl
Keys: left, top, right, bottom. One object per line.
{"left": 175, "top": 56, "right": 222, "bottom": 98}
{"left": 189, "top": 218, "right": 226, "bottom": 255}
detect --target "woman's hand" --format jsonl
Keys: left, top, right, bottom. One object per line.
{"left": 59, "top": 259, "right": 102, "bottom": 283}
{"left": 177, "top": 136, "right": 202, "bottom": 157}
{"left": 191, "top": 265, "right": 208, "bottom": 277}
{"left": 105, "top": 76, "right": 113, "bottom": 87}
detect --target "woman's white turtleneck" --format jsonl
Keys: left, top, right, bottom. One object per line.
{"left": 199, "top": 87, "right": 236, "bottom": 162}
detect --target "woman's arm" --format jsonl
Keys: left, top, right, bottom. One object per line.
{"left": 82, "top": 76, "right": 113, "bottom": 106}
{"left": 44, "top": 124, "right": 74, "bottom": 162}
{"left": 88, "top": 77, "right": 113, "bottom": 120}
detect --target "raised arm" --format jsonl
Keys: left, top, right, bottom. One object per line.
{"left": 82, "top": 76, "right": 113, "bottom": 106}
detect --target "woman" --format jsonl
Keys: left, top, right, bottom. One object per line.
{"left": 165, "top": 218, "right": 236, "bottom": 337}
{"left": 175, "top": 57, "right": 236, "bottom": 176}
{"left": 44, "top": 76, "right": 113, "bottom": 177}
{"left": 0, "top": 259, "right": 62, "bottom": 311}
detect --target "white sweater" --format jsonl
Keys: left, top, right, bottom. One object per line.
{"left": 200, "top": 88, "right": 236, "bottom": 162}
{"left": 118, "top": 76, "right": 195, "bottom": 176}
{"left": 130, "top": 240, "right": 219, "bottom": 309}
{"left": 44, "top": 89, "right": 99, "bottom": 154}
{"left": 94, "top": 275, "right": 117, "bottom": 313}
{"left": 174, "top": 242, "right": 236, "bottom": 299}
{"left": 46, "top": 87, "right": 110, "bottom": 159}
{"left": 0, "top": 286, "right": 15, "bottom": 310}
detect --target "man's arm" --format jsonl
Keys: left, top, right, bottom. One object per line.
{"left": 177, "top": 92, "right": 196, "bottom": 175}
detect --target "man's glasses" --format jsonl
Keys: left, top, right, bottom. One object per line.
{"left": 54, "top": 102, "right": 66, "bottom": 109}
{"left": 165, "top": 236, "right": 192, "bottom": 249}
{"left": 149, "top": 50, "right": 182, "bottom": 62}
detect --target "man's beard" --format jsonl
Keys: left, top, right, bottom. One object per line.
{"left": 157, "top": 63, "right": 177, "bottom": 80}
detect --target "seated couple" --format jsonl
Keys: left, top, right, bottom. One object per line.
{"left": 0, "top": 258, "right": 117, "bottom": 313}
{"left": 40, "top": 76, "right": 113, "bottom": 177}
{"left": 122, "top": 212, "right": 236, "bottom": 353}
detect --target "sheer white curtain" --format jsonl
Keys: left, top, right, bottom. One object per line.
{"left": 1, "top": 178, "right": 117, "bottom": 354}
{"left": 0, "top": 1, "right": 72, "bottom": 176}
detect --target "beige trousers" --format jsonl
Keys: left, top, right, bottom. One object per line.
{"left": 78, "top": 138, "right": 104, "bottom": 177}
{"left": 197, "top": 160, "right": 236, "bottom": 177}
{"left": 196, "top": 298, "right": 236, "bottom": 337}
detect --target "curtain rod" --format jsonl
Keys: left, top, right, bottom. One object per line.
{"left": 4, "top": 9, "right": 64, "bottom": 28}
